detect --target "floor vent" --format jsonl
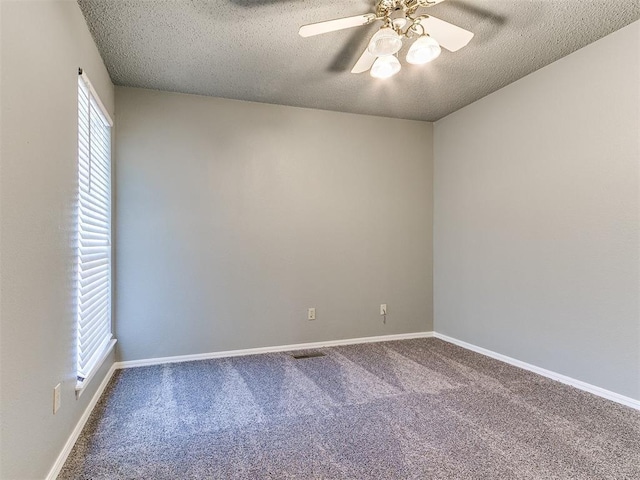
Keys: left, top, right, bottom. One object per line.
{"left": 290, "top": 351, "right": 326, "bottom": 359}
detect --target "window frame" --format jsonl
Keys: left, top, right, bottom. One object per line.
{"left": 75, "top": 70, "right": 116, "bottom": 396}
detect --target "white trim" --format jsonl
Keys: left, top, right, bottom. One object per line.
{"left": 76, "top": 339, "right": 117, "bottom": 397}
{"left": 115, "top": 332, "right": 435, "bottom": 369}
{"left": 46, "top": 362, "right": 118, "bottom": 480}
{"left": 433, "top": 332, "right": 640, "bottom": 411}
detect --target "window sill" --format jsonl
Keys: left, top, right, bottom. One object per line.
{"left": 75, "top": 338, "right": 117, "bottom": 398}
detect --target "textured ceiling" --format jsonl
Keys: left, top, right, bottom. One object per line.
{"left": 78, "top": 1, "right": 640, "bottom": 121}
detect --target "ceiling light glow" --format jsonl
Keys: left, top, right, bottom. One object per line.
{"left": 370, "top": 55, "right": 401, "bottom": 79}
{"left": 368, "top": 27, "right": 403, "bottom": 57}
{"left": 406, "top": 35, "right": 441, "bottom": 64}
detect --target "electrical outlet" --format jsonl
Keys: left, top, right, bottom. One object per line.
{"left": 53, "top": 383, "right": 61, "bottom": 414}
{"left": 380, "top": 304, "right": 387, "bottom": 316}
{"left": 308, "top": 307, "right": 316, "bottom": 321}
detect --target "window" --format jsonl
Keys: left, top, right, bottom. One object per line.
{"left": 76, "top": 71, "right": 115, "bottom": 393}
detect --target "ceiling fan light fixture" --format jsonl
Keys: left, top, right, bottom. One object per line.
{"left": 406, "top": 35, "right": 441, "bottom": 65}
{"left": 370, "top": 55, "right": 401, "bottom": 79}
{"left": 367, "top": 27, "right": 403, "bottom": 57}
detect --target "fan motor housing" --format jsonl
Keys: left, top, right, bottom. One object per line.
{"left": 375, "top": 0, "right": 438, "bottom": 19}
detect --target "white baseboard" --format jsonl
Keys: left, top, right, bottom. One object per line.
{"left": 433, "top": 332, "right": 640, "bottom": 411}
{"left": 116, "top": 331, "right": 435, "bottom": 369}
{"left": 46, "top": 362, "right": 118, "bottom": 480}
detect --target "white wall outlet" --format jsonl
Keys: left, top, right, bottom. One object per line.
{"left": 53, "top": 383, "right": 61, "bottom": 414}
{"left": 380, "top": 304, "right": 387, "bottom": 316}
{"left": 308, "top": 307, "right": 316, "bottom": 321}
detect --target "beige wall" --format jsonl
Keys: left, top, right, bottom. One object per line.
{"left": 434, "top": 21, "right": 640, "bottom": 400}
{"left": 0, "top": 1, "right": 115, "bottom": 478}
{"left": 115, "top": 87, "right": 433, "bottom": 362}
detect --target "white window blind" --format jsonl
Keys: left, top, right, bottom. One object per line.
{"left": 76, "top": 74, "right": 113, "bottom": 385}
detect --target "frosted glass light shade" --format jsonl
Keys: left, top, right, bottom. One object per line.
{"left": 368, "top": 27, "right": 403, "bottom": 57}
{"left": 370, "top": 55, "right": 401, "bottom": 79}
{"left": 406, "top": 35, "right": 441, "bottom": 64}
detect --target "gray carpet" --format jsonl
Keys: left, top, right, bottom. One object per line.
{"left": 60, "top": 338, "right": 640, "bottom": 479}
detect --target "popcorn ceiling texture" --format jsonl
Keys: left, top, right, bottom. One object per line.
{"left": 59, "top": 338, "right": 640, "bottom": 479}
{"left": 76, "top": 0, "right": 639, "bottom": 121}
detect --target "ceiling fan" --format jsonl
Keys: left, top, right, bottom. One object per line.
{"left": 299, "top": 0, "right": 474, "bottom": 79}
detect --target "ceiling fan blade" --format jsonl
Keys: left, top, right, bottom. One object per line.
{"left": 351, "top": 48, "right": 377, "bottom": 74}
{"left": 420, "top": 15, "right": 474, "bottom": 52}
{"left": 299, "top": 14, "right": 377, "bottom": 38}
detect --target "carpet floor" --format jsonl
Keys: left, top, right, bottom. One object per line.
{"left": 59, "top": 338, "right": 640, "bottom": 479}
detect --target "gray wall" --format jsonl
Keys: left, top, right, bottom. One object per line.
{"left": 434, "top": 21, "right": 640, "bottom": 400}
{"left": 0, "top": 1, "right": 115, "bottom": 478}
{"left": 115, "top": 87, "right": 433, "bottom": 362}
